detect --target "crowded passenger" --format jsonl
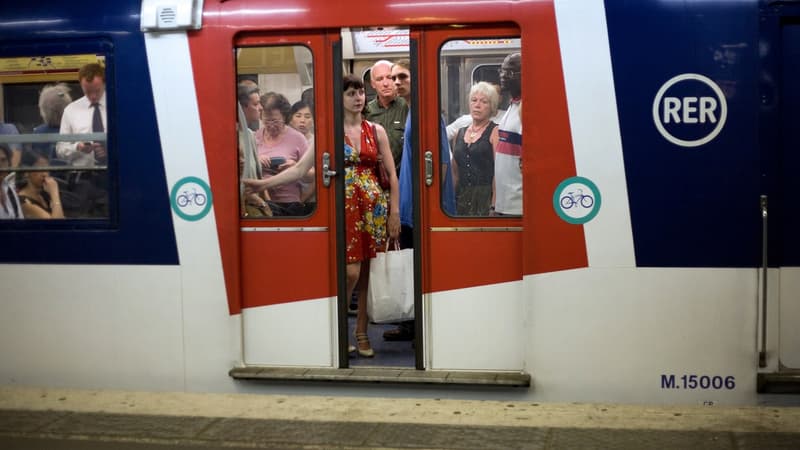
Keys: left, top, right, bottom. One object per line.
{"left": 56, "top": 63, "right": 107, "bottom": 166}
{"left": 238, "top": 81, "right": 263, "bottom": 132}
{"left": 446, "top": 83, "right": 505, "bottom": 142}
{"left": 237, "top": 82, "right": 271, "bottom": 217}
{"left": 343, "top": 73, "right": 400, "bottom": 357}
{"left": 255, "top": 92, "right": 309, "bottom": 216}
{"left": 34, "top": 83, "right": 73, "bottom": 160}
{"left": 383, "top": 59, "right": 454, "bottom": 343}
{"left": 365, "top": 60, "right": 408, "bottom": 172}
{"left": 493, "top": 52, "right": 523, "bottom": 216}
{"left": 288, "top": 100, "right": 316, "bottom": 214}
{"left": 451, "top": 81, "right": 499, "bottom": 216}
{"left": 0, "top": 121, "right": 21, "bottom": 167}
{"left": 0, "top": 144, "right": 22, "bottom": 219}
{"left": 16, "top": 150, "right": 64, "bottom": 219}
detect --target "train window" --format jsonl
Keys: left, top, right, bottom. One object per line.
{"left": 441, "top": 38, "right": 522, "bottom": 217}
{"left": 0, "top": 54, "right": 109, "bottom": 220}
{"left": 236, "top": 45, "right": 316, "bottom": 219}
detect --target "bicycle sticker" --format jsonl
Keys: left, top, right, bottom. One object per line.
{"left": 170, "top": 176, "right": 213, "bottom": 222}
{"left": 553, "top": 176, "right": 601, "bottom": 224}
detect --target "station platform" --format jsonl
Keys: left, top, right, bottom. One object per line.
{"left": 1, "top": 386, "right": 799, "bottom": 449}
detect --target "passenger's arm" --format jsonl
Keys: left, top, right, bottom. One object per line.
{"left": 243, "top": 147, "right": 315, "bottom": 194}
{"left": 375, "top": 124, "right": 400, "bottom": 240}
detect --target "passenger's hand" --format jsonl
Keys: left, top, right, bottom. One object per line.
{"left": 78, "top": 142, "right": 93, "bottom": 153}
{"left": 388, "top": 211, "right": 400, "bottom": 240}
{"left": 259, "top": 155, "right": 271, "bottom": 170}
{"left": 43, "top": 176, "right": 60, "bottom": 196}
{"left": 93, "top": 143, "right": 107, "bottom": 162}
{"left": 277, "top": 159, "right": 296, "bottom": 172}
{"left": 242, "top": 178, "right": 265, "bottom": 194}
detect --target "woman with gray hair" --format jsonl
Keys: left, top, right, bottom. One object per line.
{"left": 451, "top": 81, "right": 499, "bottom": 216}
{"left": 34, "top": 83, "right": 73, "bottom": 159}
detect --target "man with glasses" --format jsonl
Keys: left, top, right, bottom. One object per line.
{"left": 493, "top": 52, "right": 522, "bottom": 216}
{"left": 365, "top": 60, "right": 408, "bottom": 172}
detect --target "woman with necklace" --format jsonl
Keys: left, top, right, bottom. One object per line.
{"left": 343, "top": 74, "right": 399, "bottom": 357}
{"left": 452, "top": 82, "right": 500, "bottom": 216}
{"left": 16, "top": 150, "right": 64, "bottom": 219}
{"left": 255, "top": 92, "right": 309, "bottom": 216}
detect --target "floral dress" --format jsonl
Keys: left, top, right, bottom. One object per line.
{"left": 344, "top": 120, "right": 388, "bottom": 263}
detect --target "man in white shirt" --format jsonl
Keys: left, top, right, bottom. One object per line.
{"left": 56, "top": 63, "right": 107, "bottom": 167}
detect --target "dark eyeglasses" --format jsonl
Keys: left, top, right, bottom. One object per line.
{"left": 499, "top": 68, "right": 519, "bottom": 77}
{"left": 390, "top": 73, "right": 409, "bottom": 81}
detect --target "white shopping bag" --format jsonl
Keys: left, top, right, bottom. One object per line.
{"left": 367, "top": 241, "right": 414, "bottom": 323}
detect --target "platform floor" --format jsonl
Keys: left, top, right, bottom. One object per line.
{"left": 1, "top": 386, "right": 799, "bottom": 449}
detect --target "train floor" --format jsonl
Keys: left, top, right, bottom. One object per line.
{"left": 1, "top": 387, "right": 799, "bottom": 449}
{"left": 347, "top": 314, "right": 415, "bottom": 368}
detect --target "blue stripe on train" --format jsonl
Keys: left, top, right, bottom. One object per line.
{"left": 0, "top": 1, "right": 179, "bottom": 265}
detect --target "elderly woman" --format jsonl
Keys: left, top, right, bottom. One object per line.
{"left": 34, "top": 83, "right": 72, "bottom": 159}
{"left": 451, "top": 81, "right": 500, "bottom": 216}
{"left": 255, "top": 92, "right": 310, "bottom": 216}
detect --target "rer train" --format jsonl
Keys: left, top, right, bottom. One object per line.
{"left": 0, "top": 0, "right": 798, "bottom": 405}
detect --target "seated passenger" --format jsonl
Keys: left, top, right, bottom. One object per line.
{"left": 16, "top": 150, "right": 64, "bottom": 219}
{"left": 451, "top": 82, "right": 500, "bottom": 216}
{"left": 34, "top": 83, "right": 73, "bottom": 160}
{"left": 255, "top": 92, "right": 309, "bottom": 216}
{"left": 0, "top": 143, "right": 22, "bottom": 219}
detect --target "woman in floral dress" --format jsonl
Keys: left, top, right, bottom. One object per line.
{"left": 343, "top": 74, "right": 400, "bottom": 357}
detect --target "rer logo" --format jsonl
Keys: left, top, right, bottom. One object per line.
{"left": 652, "top": 73, "right": 727, "bottom": 148}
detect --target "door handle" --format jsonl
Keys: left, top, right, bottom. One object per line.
{"left": 322, "top": 152, "right": 337, "bottom": 187}
{"left": 424, "top": 151, "right": 433, "bottom": 186}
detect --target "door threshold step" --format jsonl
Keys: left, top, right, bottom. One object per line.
{"left": 229, "top": 366, "right": 531, "bottom": 387}
{"left": 758, "top": 370, "right": 800, "bottom": 393}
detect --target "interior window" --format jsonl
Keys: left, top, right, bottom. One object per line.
{"left": 440, "top": 38, "right": 521, "bottom": 217}
{"left": 236, "top": 45, "right": 316, "bottom": 219}
{"left": 0, "top": 54, "right": 109, "bottom": 220}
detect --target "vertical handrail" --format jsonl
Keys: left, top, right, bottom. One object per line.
{"left": 759, "top": 195, "right": 768, "bottom": 368}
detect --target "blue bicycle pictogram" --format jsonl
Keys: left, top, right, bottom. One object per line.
{"left": 553, "top": 176, "right": 601, "bottom": 225}
{"left": 170, "top": 176, "right": 213, "bottom": 221}
{"left": 177, "top": 188, "right": 207, "bottom": 207}
{"left": 559, "top": 188, "right": 594, "bottom": 209}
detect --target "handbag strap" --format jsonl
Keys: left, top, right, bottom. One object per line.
{"left": 384, "top": 237, "right": 401, "bottom": 252}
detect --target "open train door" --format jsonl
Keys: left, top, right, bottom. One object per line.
{"left": 414, "top": 25, "right": 526, "bottom": 371}
{"left": 759, "top": 6, "right": 800, "bottom": 389}
{"left": 232, "top": 31, "right": 343, "bottom": 367}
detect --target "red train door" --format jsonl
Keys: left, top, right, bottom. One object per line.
{"left": 414, "top": 26, "right": 527, "bottom": 371}
{"left": 233, "top": 31, "right": 342, "bottom": 367}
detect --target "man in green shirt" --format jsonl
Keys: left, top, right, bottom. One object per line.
{"left": 365, "top": 59, "right": 408, "bottom": 172}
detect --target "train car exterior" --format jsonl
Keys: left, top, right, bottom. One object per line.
{"left": 0, "top": 0, "right": 797, "bottom": 405}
